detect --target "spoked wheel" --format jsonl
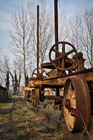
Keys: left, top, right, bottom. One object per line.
{"left": 49, "top": 41, "right": 77, "bottom": 73}
{"left": 32, "top": 68, "right": 47, "bottom": 79}
{"left": 63, "top": 74, "right": 91, "bottom": 132}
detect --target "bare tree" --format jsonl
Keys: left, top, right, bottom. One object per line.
{"left": 9, "top": 6, "right": 32, "bottom": 86}
{"left": 13, "top": 57, "right": 22, "bottom": 93}
{"left": 63, "top": 10, "right": 93, "bottom": 68}
{"left": 9, "top": 0, "right": 54, "bottom": 84}
{"left": 58, "top": 12, "right": 69, "bottom": 41}
{"left": 0, "top": 56, "right": 10, "bottom": 86}
{"left": 0, "top": 55, "right": 22, "bottom": 93}
{"left": 28, "top": 0, "right": 53, "bottom": 66}
{"left": 0, "top": 59, "right": 4, "bottom": 85}
{"left": 66, "top": 15, "right": 83, "bottom": 52}
{"left": 81, "top": 10, "right": 93, "bottom": 68}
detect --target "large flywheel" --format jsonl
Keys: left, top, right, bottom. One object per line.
{"left": 49, "top": 41, "right": 77, "bottom": 72}
{"left": 63, "top": 74, "right": 91, "bottom": 132}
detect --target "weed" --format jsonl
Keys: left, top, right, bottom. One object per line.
{"left": 79, "top": 112, "right": 91, "bottom": 140}
{"left": 45, "top": 124, "right": 55, "bottom": 133}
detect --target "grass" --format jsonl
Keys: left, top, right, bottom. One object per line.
{"left": 45, "top": 125, "right": 55, "bottom": 133}
{"left": 0, "top": 94, "right": 93, "bottom": 140}
{"left": 0, "top": 95, "right": 55, "bottom": 139}
{"left": 17, "top": 132, "right": 31, "bottom": 140}
{"left": 89, "top": 116, "right": 93, "bottom": 140}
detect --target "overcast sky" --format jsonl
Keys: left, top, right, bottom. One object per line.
{"left": 0, "top": 0, "right": 93, "bottom": 60}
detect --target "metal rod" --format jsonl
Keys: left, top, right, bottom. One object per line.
{"left": 54, "top": 0, "right": 58, "bottom": 46}
{"left": 37, "top": 5, "right": 39, "bottom": 77}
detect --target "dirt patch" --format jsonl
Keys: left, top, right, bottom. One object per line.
{"left": 0, "top": 95, "right": 92, "bottom": 140}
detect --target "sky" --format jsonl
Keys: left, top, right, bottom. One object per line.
{"left": 0, "top": 0, "right": 93, "bottom": 62}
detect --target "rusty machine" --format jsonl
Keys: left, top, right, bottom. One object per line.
{"left": 23, "top": 0, "right": 93, "bottom": 133}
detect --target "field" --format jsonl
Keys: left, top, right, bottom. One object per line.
{"left": 0, "top": 95, "right": 93, "bottom": 140}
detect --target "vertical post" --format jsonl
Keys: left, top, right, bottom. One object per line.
{"left": 54, "top": 0, "right": 58, "bottom": 46}
{"left": 37, "top": 5, "right": 39, "bottom": 77}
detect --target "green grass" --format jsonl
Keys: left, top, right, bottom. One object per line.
{"left": 45, "top": 124, "right": 55, "bottom": 133}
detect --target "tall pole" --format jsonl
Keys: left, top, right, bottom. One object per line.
{"left": 37, "top": 5, "right": 39, "bottom": 77}
{"left": 54, "top": 0, "right": 59, "bottom": 95}
{"left": 54, "top": 0, "right": 58, "bottom": 46}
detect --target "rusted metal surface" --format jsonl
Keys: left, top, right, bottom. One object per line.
{"left": 49, "top": 41, "right": 77, "bottom": 73}
{"left": 27, "top": 68, "right": 93, "bottom": 87}
{"left": 37, "top": 5, "right": 39, "bottom": 77}
{"left": 44, "top": 95, "right": 61, "bottom": 100}
{"left": 31, "top": 88, "right": 40, "bottom": 107}
{"left": 23, "top": 46, "right": 93, "bottom": 134}
{"left": 32, "top": 68, "right": 47, "bottom": 79}
{"left": 22, "top": 0, "right": 93, "bottom": 133}
{"left": 54, "top": 0, "right": 58, "bottom": 45}
{"left": 26, "top": 68, "right": 93, "bottom": 132}
{"left": 41, "top": 42, "right": 86, "bottom": 76}
{"left": 22, "top": 86, "right": 34, "bottom": 91}
{"left": 63, "top": 74, "right": 91, "bottom": 132}
{"left": 41, "top": 62, "right": 55, "bottom": 69}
